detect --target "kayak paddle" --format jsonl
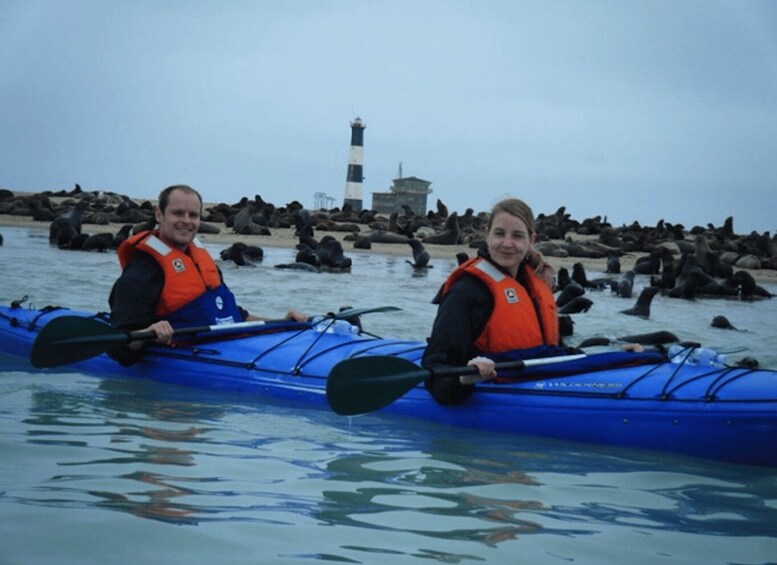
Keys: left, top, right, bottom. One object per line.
{"left": 30, "top": 317, "right": 308, "bottom": 369}
{"left": 30, "top": 305, "right": 401, "bottom": 369}
{"left": 326, "top": 353, "right": 586, "bottom": 416}
{"left": 325, "top": 305, "right": 400, "bottom": 319}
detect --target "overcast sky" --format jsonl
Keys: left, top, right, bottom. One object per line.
{"left": 2, "top": 1, "right": 776, "bottom": 233}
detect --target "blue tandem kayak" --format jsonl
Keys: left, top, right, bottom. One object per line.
{"left": 1, "top": 304, "right": 776, "bottom": 467}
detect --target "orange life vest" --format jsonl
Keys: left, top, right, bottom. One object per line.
{"left": 117, "top": 230, "right": 223, "bottom": 317}
{"left": 442, "top": 257, "right": 560, "bottom": 352}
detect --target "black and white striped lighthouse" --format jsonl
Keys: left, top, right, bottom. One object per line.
{"left": 343, "top": 117, "right": 365, "bottom": 211}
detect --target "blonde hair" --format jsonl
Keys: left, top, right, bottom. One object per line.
{"left": 487, "top": 198, "right": 535, "bottom": 237}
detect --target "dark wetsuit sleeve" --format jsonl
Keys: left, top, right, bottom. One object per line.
{"left": 422, "top": 275, "right": 493, "bottom": 405}
{"left": 109, "top": 252, "right": 164, "bottom": 331}
{"left": 108, "top": 252, "right": 164, "bottom": 366}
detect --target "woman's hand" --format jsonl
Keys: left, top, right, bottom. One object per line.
{"left": 460, "top": 356, "right": 496, "bottom": 385}
{"left": 284, "top": 309, "right": 308, "bottom": 322}
{"left": 246, "top": 310, "right": 308, "bottom": 323}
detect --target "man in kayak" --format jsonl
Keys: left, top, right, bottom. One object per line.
{"left": 109, "top": 184, "right": 306, "bottom": 365}
{"left": 422, "top": 197, "right": 562, "bottom": 404}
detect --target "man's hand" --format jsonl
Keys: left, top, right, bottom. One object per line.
{"left": 147, "top": 320, "right": 174, "bottom": 345}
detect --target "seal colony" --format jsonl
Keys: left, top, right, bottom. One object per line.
{"left": 1, "top": 185, "right": 775, "bottom": 276}
{"left": 1, "top": 184, "right": 775, "bottom": 295}
{"left": 0, "top": 186, "right": 773, "bottom": 264}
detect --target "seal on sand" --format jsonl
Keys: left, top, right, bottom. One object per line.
{"left": 232, "top": 197, "right": 270, "bottom": 235}
{"left": 352, "top": 236, "right": 372, "bottom": 250}
{"left": 350, "top": 229, "right": 409, "bottom": 245}
{"left": 420, "top": 212, "right": 460, "bottom": 245}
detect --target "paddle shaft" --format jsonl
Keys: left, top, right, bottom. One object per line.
{"left": 31, "top": 305, "right": 400, "bottom": 369}
{"left": 326, "top": 353, "right": 587, "bottom": 416}
{"left": 361, "top": 359, "right": 528, "bottom": 387}
{"left": 381, "top": 354, "right": 586, "bottom": 385}
{"left": 80, "top": 320, "right": 275, "bottom": 347}
{"left": 30, "top": 317, "right": 309, "bottom": 368}
{"left": 119, "top": 305, "right": 400, "bottom": 345}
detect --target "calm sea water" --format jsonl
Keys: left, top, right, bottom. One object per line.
{"left": 1, "top": 225, "right": 776, "bottom": 564}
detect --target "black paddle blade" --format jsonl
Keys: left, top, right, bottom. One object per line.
{"left": 30, "top": 316, "right": 128, "bottom": 368}
{"left": 326, "top": 355, "right": 431, "bottom": 416}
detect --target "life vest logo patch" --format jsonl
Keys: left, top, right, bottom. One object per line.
{"left": 504, "top": 288, "right": 519, "bottom": 303}
{"left": 215, "top": 296, "right": 224, "bottom": 310}
{"left": 172, "top": 258, "right": 185, "bottom": 273}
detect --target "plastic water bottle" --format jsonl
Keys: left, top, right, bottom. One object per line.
{"left": 668, "top": 345, "right": 727, "bottom": 367}
{"left": 667, "top": 345, "right": 690, "bottom": 363}
{"left": 310, "top": 316, "right": 329, "bottom": 332}
{"left": 331, "top": 320, "right": 360, "bottom": 335}
{"left": 689, "top": 347, "right": 727, "bottom": 367}
{"left": 310, "top": 317, "right": 359, "bottom": 335}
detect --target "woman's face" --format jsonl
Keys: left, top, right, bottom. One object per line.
{"left": 486, "top": 211, "right": 535, "bottom": 277}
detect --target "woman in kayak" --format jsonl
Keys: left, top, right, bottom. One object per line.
{"left": 109, "top": 184, "right": 306, "bottom": 365}
{"left": 422, "top": 197, "right": 561, "bottom": 404}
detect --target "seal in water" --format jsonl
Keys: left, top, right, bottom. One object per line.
{"left": 406, "top": 237, "right": 431, "bottom": 269}
{"left": 711, "top": 315, "right": 737, "bottom": 330}
{"left": 558, "top": 296, "right": 593, "bottom": 314}
{"left": 620, "top": 286, "right": 660, "bottom": 318}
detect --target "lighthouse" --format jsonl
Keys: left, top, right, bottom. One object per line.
{"left": 343, "top": 117, "right": 365, "bottom": 211}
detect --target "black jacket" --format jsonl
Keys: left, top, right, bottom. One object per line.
{"left": 422, "top": 273, "right": 495, "bottom": 404}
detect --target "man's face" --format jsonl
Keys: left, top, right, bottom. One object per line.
{"left": 155, "top": 189, "right": 201, "bottom": 251}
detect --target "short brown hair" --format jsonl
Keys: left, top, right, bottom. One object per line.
{"left": 158, "top": 184, "right": 203, "bottom": 212}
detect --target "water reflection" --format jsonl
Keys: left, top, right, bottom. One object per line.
{"left": 6, "top": 365, "right": 777, "bottom": 562}
{"left": 22, "top": 377, "right": 231, "bottom": 524}
{"left": 89, "top": 470, "right": 202, "bottom": 525}
{"left": 314, "top": 426, "right": 777, "bottom": 548}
